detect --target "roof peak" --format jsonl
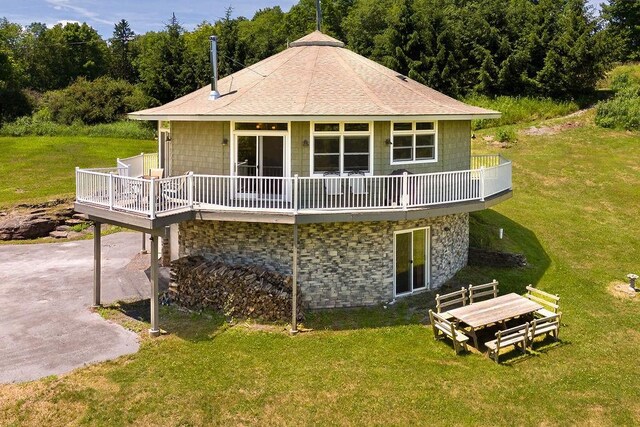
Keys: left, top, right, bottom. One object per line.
{"left": 289, "top": 31, "right": 344, "bottom": 48}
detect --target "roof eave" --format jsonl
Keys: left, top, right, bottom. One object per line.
{"left": 127, "top": 112, "right": 502, "bottom": 122}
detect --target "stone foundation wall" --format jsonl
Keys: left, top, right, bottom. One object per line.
{"left": 179, "top": 213, "right": 469, "bottom": 309}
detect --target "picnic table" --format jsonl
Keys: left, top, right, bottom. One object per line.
{"left": 447, "top": 293, "right": 543, "bottom": 348}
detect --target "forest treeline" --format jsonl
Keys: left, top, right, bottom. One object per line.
{"left": 0, "top": 0, "right": 637, "bottom": 126}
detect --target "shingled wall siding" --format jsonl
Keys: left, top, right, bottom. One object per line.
{"left": 169, "top": 120, "right": 469, "bottom": 177}
{"left": 178, "top": 213, "right": 469, "bottom": 309}
{"left": 171, "top": 121, "right": 230, "bottom": 176}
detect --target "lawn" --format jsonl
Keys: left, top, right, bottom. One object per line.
{"left": 0, "top": 136, "right": 156, "bottom": 207}
{"left": 1, "top": 112, "right": 639, "bottom": 425}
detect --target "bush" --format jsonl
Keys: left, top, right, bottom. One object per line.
{"left": 595, "top": 85, "right": 640, "bottom": 130}
{"left": 42, "top": 76, "right": 155, "bottom": 125}
{"left": 465, "top": 95, "right": 579, "bottom": 130}
{"left": 0, "top": 116, "right": 155, "bottom": 139}
{"left": 595, "top": 64, "right": 640, "bottom": 131}
{"left": 495, "top": 128, "right": 517, "bottom": 143}
{"left": 0, "top": 86, "right": 34, "bottom": 124}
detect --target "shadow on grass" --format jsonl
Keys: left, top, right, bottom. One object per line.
{"left": 305, "top": 210, "right": 551, "bottom": 332}
{"left": 106, "top": 299, "right": 227, "bottom": 343}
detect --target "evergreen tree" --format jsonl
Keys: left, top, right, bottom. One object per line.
{"left": 602, "top": 0, "right": 640, "bottom": 61}
{"left": 109, "top": 19, "right": 137, "bottom": 83}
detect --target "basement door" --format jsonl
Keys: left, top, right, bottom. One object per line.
{"left": 236, "top": 135, "right": 285, "bottom": 198}
{"left": 394, "top": 227, "right": 430, "bottom": 296}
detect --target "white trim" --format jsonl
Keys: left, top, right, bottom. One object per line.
{"left": 230, "top": 121, "right": 291, "bottom": 178}
{"left": 129, "top": 113, "right": 501, "bottom": 122}
{"left": 309, "top": 121, "right": 374, "bottom": 176}
{"left": 390, "top": 121, "right": 438, "bottom": 165}
{"left": 393, "top": 226, "right": 431, "bottom": 298}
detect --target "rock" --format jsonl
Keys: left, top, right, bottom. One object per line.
{"left": 0, "top": 216, "right": 60, "bottom": 240}
{"left": 65, "top": 218, "right": 86, "bottom": 226}
{"left": 55, "top": 225, "right": 72, "bottom": 231}
{"left": 72, "top": 213, "right": 89, "bottom": 220}
{"left": 49, "top": 230, "right": 69, "bottom": 239}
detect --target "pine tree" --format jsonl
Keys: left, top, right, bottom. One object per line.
{"left": 109, "top": 19, "right": 136, "bottom": 83}
{"left": 602, "top": 0, "right": 640, "bottom": 61}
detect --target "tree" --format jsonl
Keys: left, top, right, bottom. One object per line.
{"left": 537, "top": 0, "right": 607, "bottom": 98}
{"left": 0, "top": 18, "right": 32, "bottom": 122}
{"left": 135, "top": 13, "right": 197, "bottom": 104}
{"left": 20, "top": 22, "right": 108, "bottom": 91}
{"left": 602, "top": 0, "right": 640, "bottom": 61}
{"left": 109, "top": 19, "right": 137, "bottom": 82}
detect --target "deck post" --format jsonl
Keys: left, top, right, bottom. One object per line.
{"left": 188, "top": 171, "right": 194, "bottom": 208}
{"left": 293, "top": 174, "right": 299, "bottom": 213}
{"left": 92, "top": 221, "right": 102, "bottom": 308}
{"left": 479, "top": 166, "right": 486, "bottom": 201}
{"left": 149, "top": 177, "right": 156, "bottom": 219}
{"left": 149, "top": 234, "right": 161, "bottom": 337}
{"left": 402, "top": 172, "right": 409, "bottom": 210}
{"left": 290, "top": 223, "right": 298, "bottom": 334}
{"left": 141, "top": 232, "right": 147, "bottom": 254}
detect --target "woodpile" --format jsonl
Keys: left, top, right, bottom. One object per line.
{"left": 166, "top": 256, "right": 303, "bottom": 322}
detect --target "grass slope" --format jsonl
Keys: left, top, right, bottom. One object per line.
{"left": 0, "top": 136, "right": 156, "bottom": 207}
{"left": 1, "top": 114, "right": 639, "bottom": 425}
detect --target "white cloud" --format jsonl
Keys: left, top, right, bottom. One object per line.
{"left": 45, "top": 0, "right": 113, "bottom": 26}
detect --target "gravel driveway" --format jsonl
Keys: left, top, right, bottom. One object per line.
{"left": 0, "top": 232, "right": 150, "bottom": 383}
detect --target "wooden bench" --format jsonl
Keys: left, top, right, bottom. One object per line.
{"left": 469, "top": 280, "right": 499, "bottom": 304}
{"left": 485, "top": 323, "right": 529, "bottom": 363}
{"left": 435, "top": 287, "right": 468, "bottom": 320}
{"left": 429, "top": 309, "right": 470, "bottom": 355}
{"left": 524, "top": 285, "right": 560, "bottom": 318}
{"left": 529, "top": 313, "right": 561, "bottom": 347}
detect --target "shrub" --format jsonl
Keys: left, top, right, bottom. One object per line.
{"left": 495, "top": 128, "right": 517, "bottom": 143}
{"left": 595, "top": 65, "right": 640, "bottom": 131}
{"left": 42, "top": 76, "right": 155, "bottom": 125}
{"left": 595, "top": 85, "right": 640, "bottom": 130}
{"left": 0, "top": 116, "right": 155, "bottom": 139}
{"left": 465, "top": 95, "right": 579, "bottom": 130}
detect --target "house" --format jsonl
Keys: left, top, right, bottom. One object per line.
{"left": 75, "top": 31, "right": 512, "bottom": 335}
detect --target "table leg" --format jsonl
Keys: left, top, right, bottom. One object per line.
{"left": 471, "top": 328, "right": 479, "bottom": 349}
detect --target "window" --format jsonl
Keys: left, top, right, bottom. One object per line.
{"left": 312, "top": 123, "right": 372, "bottom": 174}
{"left": 391, "top": 121, "right": 437, "bottom": 164}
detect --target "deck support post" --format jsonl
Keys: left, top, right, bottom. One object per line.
{"left": 149, "top": 234, "right": 161, "bottom": 337}
{"left": 290, "top": 223, "right": 298, "bottom": 335}
{"left": 141, "top": 232, "right": 147, "bottom": 254}
{"left": 92, "top": 222, "right": 102, "bottom": 308}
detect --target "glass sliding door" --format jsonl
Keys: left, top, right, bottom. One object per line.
{"left": 235, "top": 135, "right": 285, "bottom": 198}
{"left": 394, "top": 227, "right": 430, "bottom": 296}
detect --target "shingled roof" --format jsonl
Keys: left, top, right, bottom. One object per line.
{"left": 129, "top": 31, "right": 500, "bottom": 121}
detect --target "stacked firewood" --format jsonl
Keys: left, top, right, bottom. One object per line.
{"left": 166, "top": 256, "right": 303, "bottom": 321}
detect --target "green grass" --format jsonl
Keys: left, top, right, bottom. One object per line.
{"left": 598, "top": 62, "right": 640, "bottom": 90}
{"left": 0, "top": 136, "right": 156, "bottom": 207}
{"left": 465, "top": 95, "right": 580, "bottom": 130}
{"left": 1, "top": 115, "right": 640, "bottom": 425}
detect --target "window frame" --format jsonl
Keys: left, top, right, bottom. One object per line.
{"left": 310, "top": 121, "right": 374, "bottom": 176}
{"left": 390, "top": 121, "right": 438, "bottom": 165}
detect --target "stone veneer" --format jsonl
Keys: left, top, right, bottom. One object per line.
{"left": 179, "top": 213, "right": 469, "bottom": 309}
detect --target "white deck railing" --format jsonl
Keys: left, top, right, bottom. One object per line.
{"left": 76, "top": 155, "right": 511, "bottom": 219}
{"left": 116, "top": 152, "right": 159, "bottom": 177}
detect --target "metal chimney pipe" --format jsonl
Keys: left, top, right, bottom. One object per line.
{"left": 209, "top": 35, "right": 220, "bottom": 100}
{"left": 315, "top": 0, "right": 322, "bottom": 32}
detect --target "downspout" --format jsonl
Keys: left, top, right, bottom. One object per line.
{"left": 209, "top": 35, "right": 220, "bottom": 100}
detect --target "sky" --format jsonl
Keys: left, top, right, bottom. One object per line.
{"left": 1, "top": 0, "right": 605, "bottom": 39}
